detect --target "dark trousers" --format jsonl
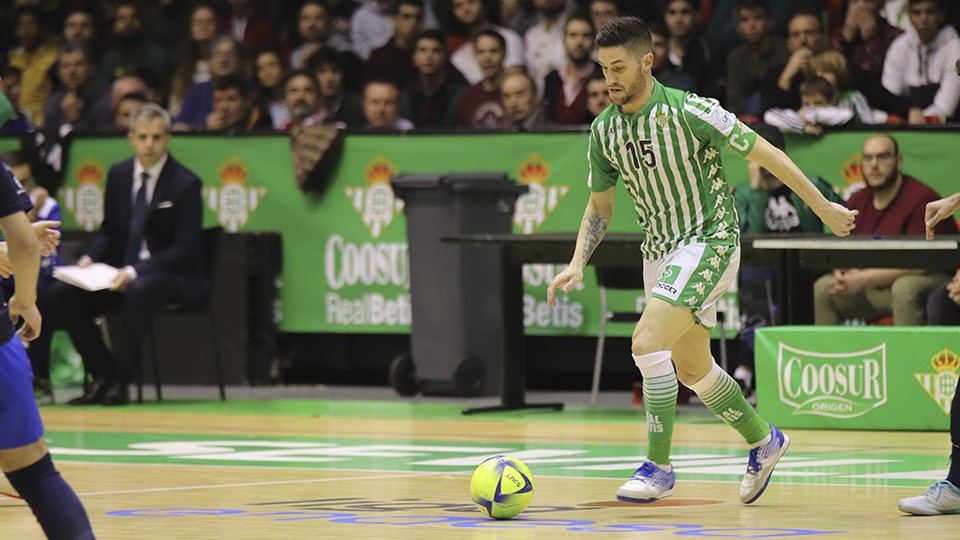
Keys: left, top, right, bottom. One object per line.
{"left": 47, "top": 274, "right": 185, "bottom": 384}
{"left": 927, "top": 279, "right": 960, "bottom": 326}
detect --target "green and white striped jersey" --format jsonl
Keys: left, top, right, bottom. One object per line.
{"left": 588, "top": 78, "right": 758, "bottom": 258}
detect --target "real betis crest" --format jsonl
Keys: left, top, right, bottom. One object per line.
{"left": 914, "top": 348, "right": 960, "bottom": 414}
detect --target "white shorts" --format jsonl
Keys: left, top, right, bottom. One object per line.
{"left": 642, "top": 241, "right": 740, "bottom": 328}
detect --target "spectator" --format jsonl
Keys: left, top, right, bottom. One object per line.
{"left": 662, "top": 0, "right": 726, "bottom": 101}
{"left": 584, "top": 73, "right": 611, "bottom": 120}
{"left": 110, "top": 92, "right": 147, "bottom": 132}
{"left": 202, "top": 74, "right": 269, "bottom": 132}
{"left": 764, "top": 77, "right": 856, "bottom": 135}
{"left": 363, "top": 0, "right": 425, "bottom": 88}
{"left": 89, "top": 75, "right": 148, "bottom": 131}
{"left": 41, "top": 42, "right": 112, "bottom": 139}
{"left": 457, "top": 29, "right": 509, "bottom": 127}
{"left": 277, "top": 70, "right": 328, "bottom": 130}
{"left": 308, "top": 49, "right": 366, "bottom": 128}
{"left": 448, "top": 0, "right": 526, "bottom": 85}
{"left": 363, "top": 79, "right": 415, "bottom": 128}
{"left": 813, "top": 133, "right": 958, "bottom": 326}
{"left": 49, "top": 104, "right": 207, "bottom": 407}
{"left": 501, "top": 71, "right": 547, "bottom": 129}
{"left": 290, "top": 1, "right": 331, "bottom": 70}
{"left": 221, "top": 0, "right": 279, "bottom": 55}
{"left": 141, "top": 0, "right": 192, "bottom": 58}
{"left": 881, "top": 0, "right": 960, "bottom": 123}
{"left": 401, "top": 29, "right": 468, "bottom": 127}
{"left": 542, "top": 14, "right": 601, "bottom": 125}
{"left": 733, "top": 124, "right": 844, "bottom": 235}
{"left": 351, "top": 0, "right": 439, "bottom": 61}
{"left": 731, "top": 124, "right": 844, "bottom": 396}
{"left": 0, "top": 66, "right": 34, "bottom": 133}
{"left": 253, "top": 49, "right": 290, "bottom": 129}
{"left": 764, "top": 10, "right": 826, "bottom": 112}
{"left": 524, "top": 0, "right": 575, "bottom": 94}
{"left": 62, "top": 8, "right": 100, "bottom": 60}
{"left": 351, "top": 0, "right": 398, "bottom": 60}
{"left": 174, "top": 35, "right": 250, "bottom": 130}
{"left": 649, "top": 20, "right": 695, "bottom": 92}
{"left": 98, "top": 2, "right": 172, "bottom": 92}
{"left": 725, "top": 0, "right": 789, "bottom": 117}
{"left": 589, "top": 0, "right": 619, "bottom": 35}
{"left": 169, "top": 4, "right": 219, "bottom": 117}
{"left": 0, "top": 150, "right": 62, "bottom": 404}
{"left": 8, "top": 7, "right": 58, "bottom": 126}
{"left": 829, "top": 0, "right": 903, "bottom": 77}
{"left": 808, "top": 50, "right": 875, "bottom": 123}
{"left": 326, "top": 0, "right": 362, "bottom": 52}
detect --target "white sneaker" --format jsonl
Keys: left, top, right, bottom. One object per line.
{"left": 740, "top": 425, "right": 790, "bottom": 504}
{"left": 616, "top": 461, "right": 675, "bottom": 503}
{"left": 899, "top": 481, "right": 960, "bottom": 515}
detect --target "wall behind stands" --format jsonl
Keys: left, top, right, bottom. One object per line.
{"left": 9, "top": 129, "right": 959, "bottom": 337}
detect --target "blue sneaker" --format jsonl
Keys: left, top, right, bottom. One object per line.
{"left": 616, "top": 461, "right": 675, "bottom": 503}
{"left": 899, "top": 481, "right": 960, "bottom": 515}
{"left": 740, "top": 425, "right": 790, "bottom": 504}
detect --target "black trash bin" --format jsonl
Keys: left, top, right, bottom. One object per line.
{"left": 390, "top": 173, "right": 528, "bottom": 397}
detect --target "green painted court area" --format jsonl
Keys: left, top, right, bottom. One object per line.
{"left": 43, "top": 400, "right": 949, "bottom": 490}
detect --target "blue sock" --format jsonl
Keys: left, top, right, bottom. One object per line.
{"left": 5, "top": 453, "right": 94, "bottom": 540}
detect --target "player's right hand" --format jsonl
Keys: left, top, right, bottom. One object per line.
{"left": 547, "top": 265, "right": 584, "bottom": 307}
{"left": 822, "top": 202, "right": 858, "bottom": 237}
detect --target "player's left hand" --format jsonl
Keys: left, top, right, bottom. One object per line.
{"left": 547, "top": 265, "right": 584, "bottom": 307}
{"left": 821, "top": 202, "right": 858, "bottom": 237}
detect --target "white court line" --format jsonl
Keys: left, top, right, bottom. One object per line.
{"left": 78, "top": 469, "right": 468, "bottom": 497}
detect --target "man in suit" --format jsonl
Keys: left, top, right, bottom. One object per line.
{"left": 49, "top": 103, "right": 205, "bottom": 406}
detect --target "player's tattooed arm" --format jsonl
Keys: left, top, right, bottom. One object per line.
{"left": 578, "top": 213, "right": 608, "bottom": 265}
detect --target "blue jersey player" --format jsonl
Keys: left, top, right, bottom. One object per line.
{"left": 0, "top": 155, "right": 94, "bottom": 538}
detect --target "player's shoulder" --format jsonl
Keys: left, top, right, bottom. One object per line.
{"left": 590, "top": 104, "right": 620, "bottom": 131}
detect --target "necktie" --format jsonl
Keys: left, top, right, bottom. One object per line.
{"left": 123, "top": 171, "right": 150, "bottom": 265}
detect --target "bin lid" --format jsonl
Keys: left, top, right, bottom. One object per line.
{"left": 444, "top": 173, "right": 529, "bottom": 195}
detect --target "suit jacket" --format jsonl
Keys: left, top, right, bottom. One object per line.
{"left": 86, "top": 155, "right": 205, "bottom": 298}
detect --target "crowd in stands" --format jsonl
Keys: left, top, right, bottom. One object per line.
{"left": 1, "top": 0, "right": 959, "bottom": 148}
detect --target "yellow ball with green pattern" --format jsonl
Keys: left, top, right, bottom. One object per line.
{"left": 469, "top": 455, "right": 535, "bottom": 519}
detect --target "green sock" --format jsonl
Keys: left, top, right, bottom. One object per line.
{"left": 643, "top": 372, "right": 678, "bottom": 464}
{"left": 690, "top": 363, "right": 770, "bottom": 445}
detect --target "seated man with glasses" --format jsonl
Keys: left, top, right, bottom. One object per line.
{"left": 813, "top": 133, "right": 958, "bottom": 325}
{"left": 763, "top": 10, "right": 825, "bottom": 112}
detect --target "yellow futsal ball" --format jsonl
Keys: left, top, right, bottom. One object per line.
{"left": 469, "top": 455, "right": 535, "bottom": 519}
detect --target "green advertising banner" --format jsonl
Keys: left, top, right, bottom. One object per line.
{"left": 786, "top": 131, "right": 960, "bottom": 201}
{"left": 60, "top": 132, "right": 749, "bottom": 338}
{"left": 755, "top": 326, "right": 960, "bottom": 431}
{"left": 59, "top": 129, "right": 958, "bottom": 337}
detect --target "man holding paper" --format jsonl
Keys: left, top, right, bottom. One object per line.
{"left": 49, "top": 103, "right": 205, "bottom": 406}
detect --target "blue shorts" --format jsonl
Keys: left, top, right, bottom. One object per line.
{"left": 0, "top": 336, "right": 44, "bottom": 450}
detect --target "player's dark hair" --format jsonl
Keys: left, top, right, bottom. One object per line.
{"left": 595, "top": 16, "right": 653, "bottom": 54}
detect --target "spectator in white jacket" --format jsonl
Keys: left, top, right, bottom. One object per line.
{"left": 881, "top": 0, "right": 960, "bottom": 123}
{"left": 764, "top": 77, "right": 855, "bottom": 135}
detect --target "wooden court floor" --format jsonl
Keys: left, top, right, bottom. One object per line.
{"left": 1, "top": 396, "right": 956, "bottom": 539}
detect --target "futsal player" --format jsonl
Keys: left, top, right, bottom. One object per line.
{"left": 547, "top": 17, "right": 858, "bottom": 504}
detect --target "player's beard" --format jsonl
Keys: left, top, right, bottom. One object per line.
{"left": 610, "top": 74, "right": 647, "bottom": 109}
